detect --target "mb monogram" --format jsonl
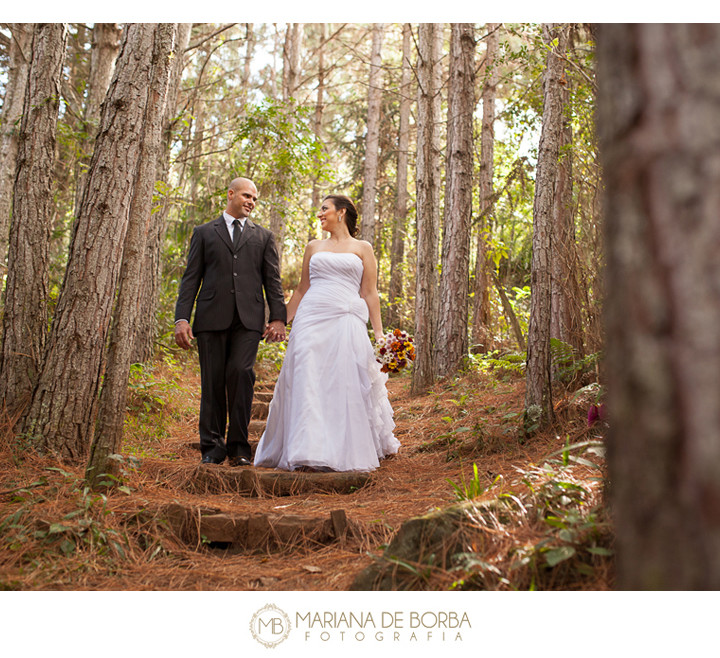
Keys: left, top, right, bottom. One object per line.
{"left": 250, "top": 604, "right": 292, "bottom": 648}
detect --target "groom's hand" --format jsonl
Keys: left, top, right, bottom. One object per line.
{"left": 263, "top": 320, "right": 286, "bottom": 342}
{"left": 175, "top": 320, "right": 194, "bottom": 349}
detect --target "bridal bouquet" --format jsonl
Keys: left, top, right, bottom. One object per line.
{"left": 375, "top": 329, "right": 415, "bottom": 374}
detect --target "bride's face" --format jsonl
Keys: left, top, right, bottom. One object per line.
{"left": 318, "top": 199, "right": 343, "bottom": 232}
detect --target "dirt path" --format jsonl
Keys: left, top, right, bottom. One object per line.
{"left": 0, "top": 359, "right": 601, "bottom": 591}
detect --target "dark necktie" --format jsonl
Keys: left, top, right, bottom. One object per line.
{"left": 232, "top": 219, "right": 242, "bottom": 249}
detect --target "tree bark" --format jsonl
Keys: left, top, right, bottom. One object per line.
{"left": 599, "top": 23, "right": 720, "bottom": 589}
{"left": 387, "top": 23, "right": 412, "bottom": 328}
{"left": 269, "top": 23, "right": 303, "bottom": 265}
{"left": 73, "top": 23, "right": 121, "bottom": 215}
{"left": 0, "top": 24, "right": 32, "bottom": 272}
{"left": 87, "top": 24, "right": 178, "bottom": 485}
{"left": 22, "top": 24, "right": 158, "bottom": 460}
{"left": 436, "top": 23, "right": 476, "bottom": 377}
{"left": 492, "top": 271, "right": 526, "bottom": 352}
{"left": 240, "top": 23, "right": 255, "bottom": 116}
{"left": 524, "top": 23, "right": 568, "bottom": 430}
{"left": 550, "top": 35, "right": 585, "bottom": 357}
{"left": 412, "top": 23, "right": 443, "bottom": 395}
{"left": 360, "top": 23, "right": 385, "bottom": 245}
{"left": 310, "top": 22, "right": 327, "bottom": 242}
{"left": 472, "top": 23, "right": 500, "bottom": 351}
{"left": 0, "top": 24, "right": 67, "bottom": 417}
{"left": 131, "top": 22, "right": 192, "bottom": 364}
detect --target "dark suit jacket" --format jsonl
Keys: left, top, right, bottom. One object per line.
{"left": 174, "top": 215, "right": 286, "bottom": 333}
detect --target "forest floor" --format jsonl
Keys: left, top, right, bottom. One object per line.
{"left": 0, "top": 350, "right": 612, "bottom": 591}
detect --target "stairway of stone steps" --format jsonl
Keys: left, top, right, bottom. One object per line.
{"left": 156, "top": 385, "right": 377, "bottom": 559}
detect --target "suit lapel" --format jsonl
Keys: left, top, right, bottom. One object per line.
{"left": 213, "top": 216, "right": 234, "bottom": 253}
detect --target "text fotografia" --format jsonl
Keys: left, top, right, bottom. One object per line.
{"left": 296, "top": 610, "right": 471, "bottom": 642}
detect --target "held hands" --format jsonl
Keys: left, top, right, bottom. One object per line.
{"left": 263, "top": 320, "right": 286, "bottom": 342}
{"left": 174, "top": 320, "right": 194, "bottom": 350}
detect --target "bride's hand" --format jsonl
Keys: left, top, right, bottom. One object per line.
{"left": 263, "top": 320, "right": 287, "bottom": 342}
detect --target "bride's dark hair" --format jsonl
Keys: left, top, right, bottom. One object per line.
{"left": 324, "top": 194, "right": 359, "bottom": 237}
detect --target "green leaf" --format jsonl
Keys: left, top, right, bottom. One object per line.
{"left": 558, "top": 529, "right": 574, "bottom": 543}
{"left": 545, "top": 546, "right": 576, "bottom": 567}
{"left": 587, "top": 546, "right": 613, "bottom": 556}
{"left": 575, "top": 563, "right": 595, "bottom": 576}
{"left": 48, "top": 523, "right": 71, "bottom": 534}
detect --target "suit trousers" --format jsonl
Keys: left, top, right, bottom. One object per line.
{"left": 196, "top": 307, "right": 261, "bottom": 461}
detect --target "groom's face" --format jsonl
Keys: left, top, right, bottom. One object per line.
{"left": 227, "top": 181, "right": 258, "bottom": 219}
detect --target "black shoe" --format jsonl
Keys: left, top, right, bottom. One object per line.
{"left": 228, "top": 456, "right": 252, "bottom": 467}
{"left": 201, "top": 454, "right": 224, "bottom": 465}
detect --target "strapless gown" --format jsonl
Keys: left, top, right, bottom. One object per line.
{"left": 254, "top": 251, "right": 399, "bottom": 472}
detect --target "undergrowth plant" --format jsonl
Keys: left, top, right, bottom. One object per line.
{"left": 447, "top": 438, "right": 611, "bottom": 590}
{"left": 124, "top": 356, "right": 187, "bottom": 457}
{"left": 256, "top": 340, "right": 287, "bottom": 372}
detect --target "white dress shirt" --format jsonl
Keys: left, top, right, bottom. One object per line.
{"left": 223, "top": 211, "right": 246, "bottom": 241}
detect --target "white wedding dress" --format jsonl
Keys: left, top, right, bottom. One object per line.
{"left": 254, "top": 251, "right": 399, "bottom": 472}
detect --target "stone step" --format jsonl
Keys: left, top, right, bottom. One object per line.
{"left": 151, "top": 461, "right": 372, "bottom": 497}
{"left": 191, "top": 465, "right": 372, "bottom": 496}
{"left": 162, "top": 503, "right": 351, "bottom": 551}
{"left": 254, "top": 391, "right": 273, "bottom": 403}
{"left": 251, "top": 401, "right": 269, "bottom": 420}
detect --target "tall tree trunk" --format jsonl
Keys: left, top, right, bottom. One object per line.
{"left": 550, "top": 36, "right": 585, "bottom": 358}
{"left": 436, "top": 23, "right": 476, "bottom": 377}
{"left": 524, "top": 23, "right": 568, "bottom": 431}
{"left": 282, "top": 23, "right": 302, "bottom": 101}
{"left": 132, "top": 22, "right": 192, "bottom": 364}
{"left": 186, "top": 44, "right": 209, "bottom": 227}
{"left": 310, "top": 22, "right": 327, "bottom": 242}
{"left": 472, "top": 23, "right": 500, "bottom": 352}
{"left": 360, "top": 23, "right": 385, "bottom": 245}
{"left": 387, "top": 23, "right": 412, "bottom": 328}
{"left": 493, "top": 271, "right": 526, "bottom": 352}
{"left": 599, "top": 23, "right": 720, "bottom": 590}
{"left": 22, "top": 24, "right": 158, "bottom": 460}
{"left": 269, "top": 23, "right": 303, "bottom": 265}
{"left": 412, "top": 23, "right": 443, "bottom": 395}
{"left": 54, "top": 25, "right": 89, "bottom": 236}
{"left": 87, "top": 24, "right": 178, "bottom": 485}
{"left": 0, "top": 24, "right": 67, "bottom": 417}
{"left": 74, "top": 23, "right": 121, "bottom": 215}
{"left": 240, "top": 23, "right": 255, "bottom": 116}
{"left": 0, "top": 24, "right": 32, "bottom": 273}
{"left": 270, "top": 24, "right": 281, "bottom": 98}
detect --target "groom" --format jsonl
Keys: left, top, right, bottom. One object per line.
{"left": 174, "top": 177, "right": 287, "bottom": 466}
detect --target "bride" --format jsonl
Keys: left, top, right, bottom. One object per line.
{"left": 254, "top": 194, "right": 400, "bottom": 472}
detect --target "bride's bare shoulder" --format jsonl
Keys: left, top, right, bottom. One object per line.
{"left": 355, "top": 239, "right": 375, "bottom": 258}
{"left": 304, "top": 239, "right": 324, "bottom": 256}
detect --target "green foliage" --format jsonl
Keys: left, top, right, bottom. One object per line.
{"left": 256, "top": 339, "right": 287, "bottom": 372}
{"left": 448, "top": 438, "right": 611, "bottom": 590}
{"left": 446, "top": 463, "right": 496, "bottom": 501}
{"left": 523, "top": 404, "right": 543, "bottom": 436}
{"left": 467, "top": 350, "right": 526, "bottom": 380}
{"left": 123, "top": 357, "right": 186, "bottom": 456}
{"left": 0, "top": 468, "right": 131, "bottom": 561}
{"left": 550, "top": 338, "right": 601, "bottom": 385}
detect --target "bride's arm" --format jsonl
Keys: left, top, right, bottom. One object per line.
{"left": 359, "top": 241, "right": 383, "bottom": 338}
{"left": 285, "top": 242, "right": 315, "bottom": 323}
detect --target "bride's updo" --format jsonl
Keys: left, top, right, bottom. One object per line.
{"left": 324, "top": 194, "right": 359, "bottom": 237}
